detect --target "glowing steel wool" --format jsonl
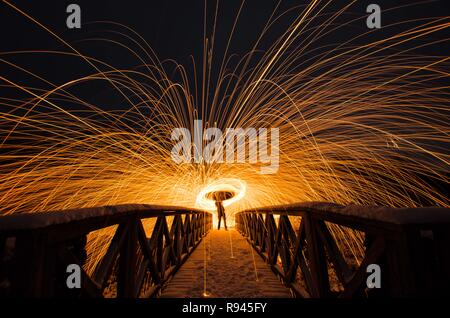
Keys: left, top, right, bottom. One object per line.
{"left": 196, "top": 178, "right": 247, "bottom": 211}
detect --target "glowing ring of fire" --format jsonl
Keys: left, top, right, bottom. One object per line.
{"left": 196, "top": 178, "right": 246, "bottom": 211}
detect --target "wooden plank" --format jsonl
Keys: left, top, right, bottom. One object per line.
{"left": 93, "top": 222, "right": 127, "bottom": 288}
{"left": 285, "top": 220, "right": 305, "bottom": 283}
{"left": 183, "top": 215, "right": 191, "bottom": 249}
{"left": 270, "top": 215, "right": 281, "bottom": 265}
{"left": 137, "top": 220, "right": 159, "bottom": 283}
{"left": 278, "top": 217, "right": 291, "bottom": 275}
{"left": 12, "top": 231, "right": 53, "bottom": 297}
{"left": 304, "top": 215, "right": 330, "bottom": 297}
{"left": 161, "top": 216, "right": 177, "bottom": 265}
{"left": 149, "top": 216, "right": 163, "bottom": 250}
{"left": 291, "top": 220, "right": 315, "bottom": 295}
{"left": 291, "top": 282, "right": 311, "bottom": 298}
{"left": 316, "top": 220, "right": 352, "bottom": 285}
{"left": 172, "top": 215, "right": 182, "bottom": 261}
{"left": 117, "top": 218, "right": 139, "bottom": 298}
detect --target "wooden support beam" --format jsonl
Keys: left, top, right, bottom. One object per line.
{"left": 93, "top": 222, "right": 127, "bottom": 288}
{"left": 316, "top": 220, "right": 352, "bottom": 285}
{"left": 117, "top": 218, "right": 139, "bottom": 298}
{"left": 304, "top": 215, "right": 330, "bottom": 297}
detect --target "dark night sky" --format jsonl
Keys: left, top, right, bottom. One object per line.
{"left": 0, "top": 0, "right": 449, "bottom": 111}
{"left": 1, "top": 1, "right": 448, "bottom": 55}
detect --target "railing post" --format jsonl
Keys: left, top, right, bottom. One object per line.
{"left": 267, "top": 214, "right": 277, "bottom": 265}
{"left": 117, "top": 218, "right": 139, "bottom": 298}
{"left": 172, "top": 215, "right": 182, "bottom": 262}
{"left": 192, "top": 214, "right": 198, "bottom": 242}
{"left": 184, "top": 214, "right": 191, "bottom": 249}
{"left": 304, "top": 214, "right": 330, "bottom": 297}
{"left": 13, "top": 231, "right": 56, "bottom": 297}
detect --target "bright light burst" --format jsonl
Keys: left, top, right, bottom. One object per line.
{"left": 196, "top": 178, "right": 247, "bottom": 211}
{"left": 0, "top": 0, "right": 449, "bottom": 223}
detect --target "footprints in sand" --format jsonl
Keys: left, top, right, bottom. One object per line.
{"left": 160, "top": 229, "right": 292, "bottom": 298}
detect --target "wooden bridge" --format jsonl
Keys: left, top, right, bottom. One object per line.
{"left": 160, "top": 229, "right": 292, "bottom": 298}
{"left": 0, "top": 202, "right": 449, "bottom": 298}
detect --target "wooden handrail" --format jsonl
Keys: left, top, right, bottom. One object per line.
{"left": 0, "top": 204, "right": 209, "bottom": 231}
{"left": 0, "top": 205, "right": 212, "bottom": 297}
{"left": 238, "top": 202, "right": 450, "bottom": 225}
{"left": 235, "top": 202, "right": 450, "bottom": 298}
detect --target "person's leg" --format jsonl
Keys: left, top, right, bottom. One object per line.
{"left": 223, "top": 214, "right": 228, "bottom": 230}
{"left": 217, "top": 215, "right": 221, "bottom": 230}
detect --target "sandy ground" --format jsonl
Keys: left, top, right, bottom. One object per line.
{"left": 160, "top": 229, "right": 292, "bottom": 298}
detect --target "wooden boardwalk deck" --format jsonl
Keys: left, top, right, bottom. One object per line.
{"left": 160, "top": 229, "right": 292, "bottom": 298}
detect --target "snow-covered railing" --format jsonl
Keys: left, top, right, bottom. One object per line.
{"left": 235, "top": 202, "right": 450, "bottom": 298}
{"left": 0, "top": 204, "right": 212, "bottom": 297}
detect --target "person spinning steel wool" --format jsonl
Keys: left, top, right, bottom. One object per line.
{"left": 215, "top": 200, "right": 227, "bottom": 230}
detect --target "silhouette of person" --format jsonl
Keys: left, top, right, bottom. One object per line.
{"left": 215, "top": 200, "right": 228, "bottom": 230}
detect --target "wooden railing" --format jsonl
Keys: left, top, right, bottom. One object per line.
{"left": 235, "top": 202, "right": 450, "bottom": 298}
{"left": 0, "top": 204, "right": 212, "bottom": 297}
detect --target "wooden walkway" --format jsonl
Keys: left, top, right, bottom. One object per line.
{"left": 160, "top": 229, "right": 292, "bottom": 298}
